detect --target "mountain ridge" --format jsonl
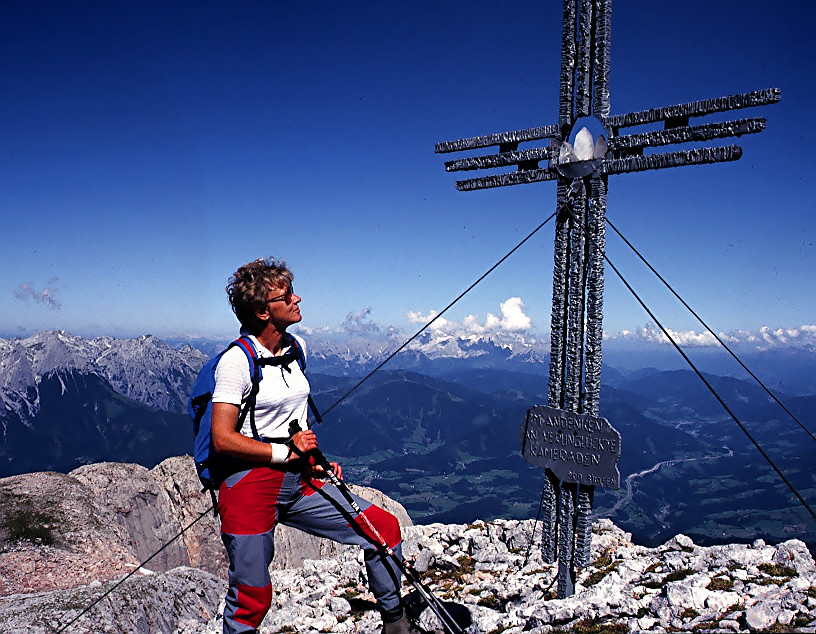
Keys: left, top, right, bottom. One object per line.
{"left": 0, "top": 330, "right": 207, "bottom": 418}
{"left": 2, "top": 330, "right": 814, "bottom": 552}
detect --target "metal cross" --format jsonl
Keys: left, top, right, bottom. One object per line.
{"left": 435, "top": 0, "right": 778, "bottom": 599}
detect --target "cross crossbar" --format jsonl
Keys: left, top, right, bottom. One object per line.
{"left": 436, "top": 88, "right": 779, "bottom": 192}
{"left": 434, "top": 125, "right": 559, "bottom": 154}
{"left": 610, "top": 118, "right": 767, "bottom": 154}
{"left": 604, "top": 88, "right": 780, "bottom": 129}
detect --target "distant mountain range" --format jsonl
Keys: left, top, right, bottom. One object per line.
{"left": 1, "top": 330, "right": 207, "bottom": 416}
{"left": 0, "top": 331, "right": 206, "bottom": 476}
{"left": 165, "top": 330, "right": 816, "bottom": 396}
{"left": 1, "top": 330, "right": 814, "bottom": 551}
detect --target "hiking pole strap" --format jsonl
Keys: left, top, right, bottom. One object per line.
{"left": 398, "top": 560, "right": 465, "bottom": 634}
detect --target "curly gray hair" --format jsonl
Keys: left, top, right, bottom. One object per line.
{"left": 226, "top": 257, "right": 293, "bottom": 333}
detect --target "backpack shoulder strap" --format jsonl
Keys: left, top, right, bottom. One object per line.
{"left": 230, "top": 335, "right": 258, "bottom": 365}
{"left": 227, "top": 336, "right": 263, "bottom": 440}
{"left": 288, "top": 333, "right": 306, "bottom": 372}
{"left": 286, "top": 334, "right": 323, "bottom": 424}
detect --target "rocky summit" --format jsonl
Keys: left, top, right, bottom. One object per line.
{"left": 0, "top": 459, "right": 814, "bottom": 633}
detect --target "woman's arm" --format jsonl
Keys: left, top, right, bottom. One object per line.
{"left": 211, "top": 402, "right": 320, "bottom": 464}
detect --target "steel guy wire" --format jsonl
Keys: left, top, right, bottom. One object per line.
{"left": 54, "top": 507, "right": 211, "bottom": 633}
{"left": 605, "top": 215, "right": 816, "bottom": 445}
{"left": 318, "top": 210, "right": 558, "bottom": 418}
{"left": 564, "top": 206, "right": 816, "bottom": 523}
{"left": 54, "top": 210, "right": 557, "bottom": 632}
{"left": 606, "top": 250, "right": 816, "bottom": 522}
{"left": 522, "top": 481, "right": 548, "bottom": 568}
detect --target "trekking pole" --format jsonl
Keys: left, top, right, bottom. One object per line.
{"left": 286, "top": 422, "right": 465, "bottom": 634}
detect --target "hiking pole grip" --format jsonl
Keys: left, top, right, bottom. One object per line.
{"left": 286, "top": 420, "right": 333, "bottom": 469}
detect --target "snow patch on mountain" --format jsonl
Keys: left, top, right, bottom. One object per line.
{"left": 0, "top": 327, "right": 548, "bottom": 422}
{"left": 307, "top": 327, "right": 548, "bottom": 366}
{"left": 0, "top": 331, "right": 208, "bottom": 419}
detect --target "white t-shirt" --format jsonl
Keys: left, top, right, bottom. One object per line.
{"left": 211, "top": 332, "right": 310, "bottom": 463}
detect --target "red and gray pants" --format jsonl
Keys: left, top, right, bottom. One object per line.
{"left": 217, "top": 464, "right": 404, "bottom": 633}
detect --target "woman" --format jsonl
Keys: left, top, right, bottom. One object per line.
{"left": 210, "top": 257, "right": 414, "bottom": 634}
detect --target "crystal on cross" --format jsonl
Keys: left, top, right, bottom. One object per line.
{"left": 553, "top": 127, "right": 608, "bottom": 179}
{"left": 557, "top": 127, "right": 608, "bottom": 163}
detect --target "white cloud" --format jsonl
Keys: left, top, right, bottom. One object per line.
{"left": 496, "top": 297, "right": 532, "bottom": 332}
{"left": 605, "top": 323, "right": 816, "bottom": 349}
{"left": 407, "top": 297, "right": 533, "bottom": 338}
{"left": 407, "top": 309, "right": 449, "bottom": 331}
{"left": 398, "top": 296, "right": 545, "bottom": 358}
{"left": 755, "top": 325, "right": 816, "bottom": 348}
{"left": 296, "top": 324, "right": 333, "bottom": 336}
{"left": 462, "top": 314, "right": 485, "bottom": 334}
{"left": 670, "top": 329, "right": 720, "bottom": 347}
{"left": 342, "top": 307, "right": 384, "bottom": 336}
{"left": 14, "top": 277, "right": 61, "bottom": 310}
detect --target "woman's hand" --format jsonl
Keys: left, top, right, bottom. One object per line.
{"left": 289, "top": 429, "right": 342, "bottom": 479}
{"left": 290, "top": 429, "right": 318, "bottom": 458}
{"left": 312, "top": 460, "right": 343, "bottom": 481}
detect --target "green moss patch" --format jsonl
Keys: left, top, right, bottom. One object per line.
{"left": 584, "top": 561, "right": 618, "bottom": 587}
{"left": 0, "top": 491, "right": 62, "bottom": 546}
{"left": 708, "top": 576, "right": 734, "bottom": 591}
{"left": 758, "top": 563, "right": 797, "bottom": 578}
{"left": 644, "top": 567, "right": 695, "bottom": 589}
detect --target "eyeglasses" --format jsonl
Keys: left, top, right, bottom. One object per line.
{"left": 266, "top": 285, "right": 294, "bottom": 304}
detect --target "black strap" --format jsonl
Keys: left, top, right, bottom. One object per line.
{"left": 257, "top": 349, "right": 301, "bottom": 371}
{"left": 257, "top": 339, "right": 324, "bottom": 424}
{"left": 307, "top": 395, "right": 323, "bottom": 423}
{"left": 241, "top": 362, "right": 263, "bottom": 441}
{"left": 288, "top": 337, "right": 324, "bottom": 423}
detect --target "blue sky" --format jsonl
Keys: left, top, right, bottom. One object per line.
{"left": 2, "top": 1, "right": 814, "bottom": 349}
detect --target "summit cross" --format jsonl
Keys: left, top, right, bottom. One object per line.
{"left": 435, "top": 0, "right": 779, "bottom": 599}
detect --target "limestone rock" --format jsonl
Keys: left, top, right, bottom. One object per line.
{"left": 71, "top": 461, "right": 191, "bottom": 571}
{"left": 1, "top": 459, "right": 815, "bottom": 633}
{"left": 0, "top": 469, "right": 139, "bottom": 596}
{"left": 150, "top": 455, "right": 226, "bottom": 574}
{"left": 744, "top": 600, "right": 780, "bottom": 630}
{"left": 0, "top": 566, "right": 223, "bottom": 634}
{"left": 0, "top": 455, "right": 413, "bottom": 595}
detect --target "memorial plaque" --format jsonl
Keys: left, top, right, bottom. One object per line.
{"left": 521, "top": 405, "right": 621, "bottom": 489}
